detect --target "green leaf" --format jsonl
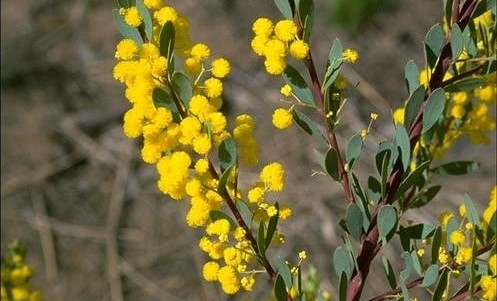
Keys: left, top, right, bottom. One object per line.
{"left": 432, "top": 161, "right": 480, "bottom": 175}
{"left": 432, "top": 269, "right": 448, "bottom": 301}
{"left": 380, "top": 149, "right": 391, "bottom": 198}
{"left": 424, "top": 23, "right": 444, "bottom": 68}
{"left": 431, "top": 226, "right": 442, "bottom": 264}
{"left": 219, "top": 137, "right": 237, "bottom": 172}
{"left": 172, "top": 72, "right": 192, "bottom": 107}
{"left": 217, "top": 165, "right": 234, "bottom": 194}
{"left": 159, "top": 21, "right": 175, "bottom": 62}
{"left": 283, "top": 65, "right": 315, "bottom": 107}
{"left": 276, "top": 258, "right": 292, "bottom": 288}
{"left": 396, "top": 160, "right": 431, "bottom": 198}
{"left": 450, "top": 24, "right": 463, "bottom": 61}
{"left": 422, "top": 264, "right": 439, "bottom": 287}
{"left": 395, "top": 125, "right": 411, "bottom": 171}
{"left": 237, "top": 200, "right": 252, "bottom": 227}
{"left": 345, "top": 203, "right": 363, "bottom": 241}
{"left": 463, "top": 194, "right": 481, "bottom": 227}
{"left": 382, "top": 256, "right": 397, "bottom": 289}
{"left": 409, "top": 185, "right": 441, "bottom": 209}
{"left": 405, "top": 86, "right": 425, "bottom": 130}
{"left": 333, "top": 246, "right": 351, "bottom": 279}
{"left": 274, "top": 274, "right": 288, "bottom": 301}
{"left": 351, "top": 174, "right": 371, "bottom": 228}
{"left": 405, "top": 60, "right": 420, "bottom": 96}
{"left": 422, "top": 88, "right": 445, "bottom": 134}
{"left": 258, "top": 220, "right": 266, "bottom": 254}
{"left": 338, "top": 272, "right": 348, "bottom": 301}
{"left": 346, "top": 134, "right": 363, "bottom": 168}
{"left": 265, "top": 203, "right": 279, "bottom": 248}
{"left": 403, "top": 223, "right": 436, "bottom": 239}
{"left": 444, "top": 77, "right": 486, "bottom": 92}
{"left": 274, "top": 0, "right": 294, "bottom": 19}
{"left": 209, "top": 211, "right": 236, "bottom": 229}
{"left": 298, "top": 0, "right": 314, "bottom": 43}
{"left": 136, "top": 0, "right": 153, "bottom": 40}
{"left": 113, "top": 9, "right": 143, "bottom": 45}
{"left": 411, "top": 250, "right": 422, "bottom": 276}
{"left": 292, "top": 109, "right": 328, "bottom": 146}
{"left": 322, "top": 39, "right": 343, "bottom": 91}
{"left": 325, "top": 148, "right": 340, "bottom": 181}
{"left": 116, "top": 0, "right": 131, "bottom": 8}
{"left": 378, "top": 205, "right": 397, "bottom": 245}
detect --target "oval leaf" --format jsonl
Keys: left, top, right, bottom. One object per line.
{"left": 378, "top": 205, "right": 397, "bottom": 244}
{"left": 450, "top": 24, "right": 463, "bottom": 61}
{"left": 405, "top": 60, "right": 420, "bottom": 96}
{"left": 422, "top": 264, "right": 439, "bottom": 287}
{"left": 333, "top": 246, "right": 351, "bottom": 279}
{"left": 276, "top": 258, "right": 292, "bottom": 288}
{"left": 405, "top": 86, "right": 425, "bottom": 129}
{"left": 160, "top": 21, "right": 175, "bottom": 60}
{"left": 219, "top": 137, "right": 237, "bottom": 172}
{"left": 292, "top": 109, "right": 328, "bottom": 146}
{"left": 395, "top": 124, "right": 411, "bottom": 171}
{"left": 345, "top": 203, "right": 364, "bottom": 241}
{"left": 274, "top": 274, "right": 288, "bottom": 301}
{"left": 422, "top": 88, "right": 445, "bottom": 134}
{"left": 172, "top": 72, "right": 193, "bottom": 107}
{"left": 346, "top": 134, "right": 363, "bottom": 168}
{"left": 325, "top": 147, "right": 340, "bottom": 181}
{"left": 283, "top": 65, "right": 315, "bottom": 107}
{"left": 432, "top": 161, "right": 480, "bottom": 175}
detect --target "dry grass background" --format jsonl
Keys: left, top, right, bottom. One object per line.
{"left": 1, "top": 1, "right": 495, "bottom": 300}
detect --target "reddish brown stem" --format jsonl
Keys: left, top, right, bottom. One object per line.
{"left": 346, "top": 1, "right": 479, "bottom": 300}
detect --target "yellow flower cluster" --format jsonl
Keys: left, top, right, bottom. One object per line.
{"left": 251, "top": 18, "right": 309, "bottom": 75}
{"left": 113, "top": 3, "right": 294, "bottom": 296}
{"left": 1, "top": 240, "right": 42, "bottom": 301}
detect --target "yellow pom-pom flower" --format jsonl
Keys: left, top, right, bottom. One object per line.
{"left": 154, "top": 6, "right": 178, "bottom": 25}
{"left": 144, "top": 0, "right": 163, "bottom": 10}
{"left": 252, "top": 17, "right": 274, "bottom": 36}
{"left": 264, "top": 58, "right": 286, "bottom": 75}
{"left": 280, "top": 84, "right": 292, "bottom": 97}
{"left": 115, "top": 39, "right": 138, "bottom": 60}
{"left": 272, "top": 108, "right": 293, "bottom": 129}
{"left": 217, "top": 266, "right": 240, "bottom": 294}
{"left": 343, "top": 48, "right": 359, "bottom": 63}
{"left": 450, "top": 230, "right": 466, "bottom": 246}
{"left": 289, "top": 40, "right": 309, "bottom": 60}
{"left": 241, "top": 276, "right": 255, "bottom": 291}
{"left": 123, "top": 7, "right": 142, "bottom": 27}
{"left": 489, "top": 253, "right": 497, "bottom": 275}
{"left": 260, "top": 162, "right": 285, "bottom": 192}
{"left": 211, "top": 58, "right": 231, "bottom": 78}
{"left": 393, "top": 107, "right": 405, "bottom": 125}
{"left": 274, "top": 20, "right": 297, "bottom": 42}
{"left": 203, "top": 261, "right": 220, "bottom": 282}
{"left": 204, "top": 78, "right": 223, "bottom": 98}
{"left": 190, "top": 43, "right": 211, "bottom": 61}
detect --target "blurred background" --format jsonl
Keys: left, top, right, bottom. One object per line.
{"left": 1, "top": 0, "right": 495, "bottom": 300}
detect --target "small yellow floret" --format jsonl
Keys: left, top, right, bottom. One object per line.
{"left": 299, "top": 251, "right": 308, "bottom": 260}
{"left": 450, "top": 230, "right": 466, "bottom": 246}
{"left": 489, "top": 253, "right": 497, "bottom": 275}
{"left": 248, "top": 186, "right": 265, "bottom": 203}
{"left": 252, "top": 18, "right": 274, "bottom": 36}
{"left": 480, "top": 275, "right": 497, "bottom": 301}
{"left": 204, "top": 78, "right": 223, "bottom": 98}
{"left": 393, "top": 107, "right": 405, "bottom": 125}
{"left": 264, "top": 58, "right": 287, "bottom": 75}
{"left": 280, "top": 84, "right": 292, "bottom": 97}
{"left": 190, "top": 43, "right": 210, "bottom": 61}
{"left": 144, "top": 0, "right": 163, "bottom": 10}
{"left": 154, "top": 6, "right": 178, "bottom": 25}
{"left": 455, "top": 247, "right": 472, "bottom": 265}
{"left": 289, "top": 40, "right": 309, "bottom": 60}
{"left": 343, "top": 48, "right": 359, "bottom": 63}
{"left": 241, "top": 276, "right": 256, "bottom": 291}
{"left": 439, "top": 211, "right": 454, "bottom": 228}
{"left": 217, "top": 266, "right": 240, "bottom": 294}
{"left": 192, "top": 134, "right": 212, "bottom": 155}
{"left": 272, "top": 108, "right": 293, "bottom": 129}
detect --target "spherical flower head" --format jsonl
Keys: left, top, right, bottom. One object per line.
{"left": 475, "top": 85, "right": 496, "bottom": 103}
{"left": 248, "top": 185, "right": 265, "bottom": 203}
{"left": 342, "top": 48, "right": 359, "bottom": 64}
{"left": 115, "top": 39, "right": 138, "bottom": 60}
{"left": 280, "top": 84, "right": 292, "bottom": 97}
{"left": 264, "top": 58, "right": 286, "bottom": 75}
{"left": 144, "top": 0, "right": 163, "bottom": 10}
{"left": 211, "top": 58, "right": 231, "bottom": 78}
{"left": 438, "top": 248, "right": 449, "bottom": 265}
{"left": 207, "top": 219, "right": 231, "bottom": 237}
{"left": 455, "top": 246, "right": 473, "bottom": 265}
{"left": 267, "top": 205, "right": 278, "bottom": 217}
{"left": 154, "top": 6, "right": 178, "bottom": 25}
{"left": 252, "top": 17, "right": 274, "bottom": 36}
{"left": 452, "top": 92, "right": 469, "bottom": 105}
{"left": 140, "top": 43, "right": 160, "bottom": 60}
{"left": 274, "top": 20, "right": 297, "bottom": 42}
{"left": 298, "top": 250, "right": 308, "bottom": 260}
{"left": 204, "top": 78, "right": 223, "bottom": 98}
{"left": 217, "top": 266, "right": 240, "bottom": 294}
{"left": 450, "top": 230, "right": 466, "bottom": 246}
{"left": 184, "top": 57, "right": 202, "bottom": 76}
{"left": 141, "top": 143, "right": 162, "bottom": 164}
{"left": 190, "top": 43, "right": 210, "bottom": 61}
{"left": 451, "top": 105, "right": 465, "bottom": 119}
{"left": 185, "top": 178, "right": 203, "bottom": 197}
{"left": 123, "top": 7, "right": 142, "bottom": 27}
{"left": 233, "top": 227, "right": 246, "bottom": 241}
{"left": 393, "top": 107, "right": 405, "bottom": 125}
{"left": 458, "top": 204, "right": 467, "bottom": 217}
{"left": 264, "top": 39, "right": 287, "bottom": 59}
{"left": 207, "top": 112, "right": 227, "bottom": 134}
{"left": 223, "top": 247, "right": 242, "bottom": 266}
{"left": 251, "top": 35, "right": 269, "bottom": 56}
{"left": 193, "top": 134, "right": 212, "bottom": 155}
{"left": 203, "top": 261, "right": 220, "bottom": 282}
{"left": 279, "top": 204, "right": 292, "bottom": 220}
{"left": 480, "top": 275, "right": 497, "bottom": 300}
{"left": 489, "top": 253, "right": 497, "bottom": 275}
{"left": 123, "top": 108, "right": 144, "bottom": 138}
{"left": 186, "top": 197, "right": 211, "bottom": 227}
{"left": 195, "top": 158, "right": 210, "bottom": 174}
{"left": 180, "top": 116, "right": 202, "bottom": 143}
{"left": 241, "top": 276, "right": 255, "bottom": 291}
{"left": 439, "top": 211, "right": 454, "bottom": 228}
{"left": 151, "top": 56, "right": 168, "bottom": 78}
{"left": 272, "top": 108, "right": 293, "bottom": 129}
{"left": 189, "top": 94, "right": 214, "bottom": 121}
{"left": 260, "top": 162, "right": 285, "bottom": 192}
{"left": 289, "top": 40, "right": 309, "bottom": 60}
